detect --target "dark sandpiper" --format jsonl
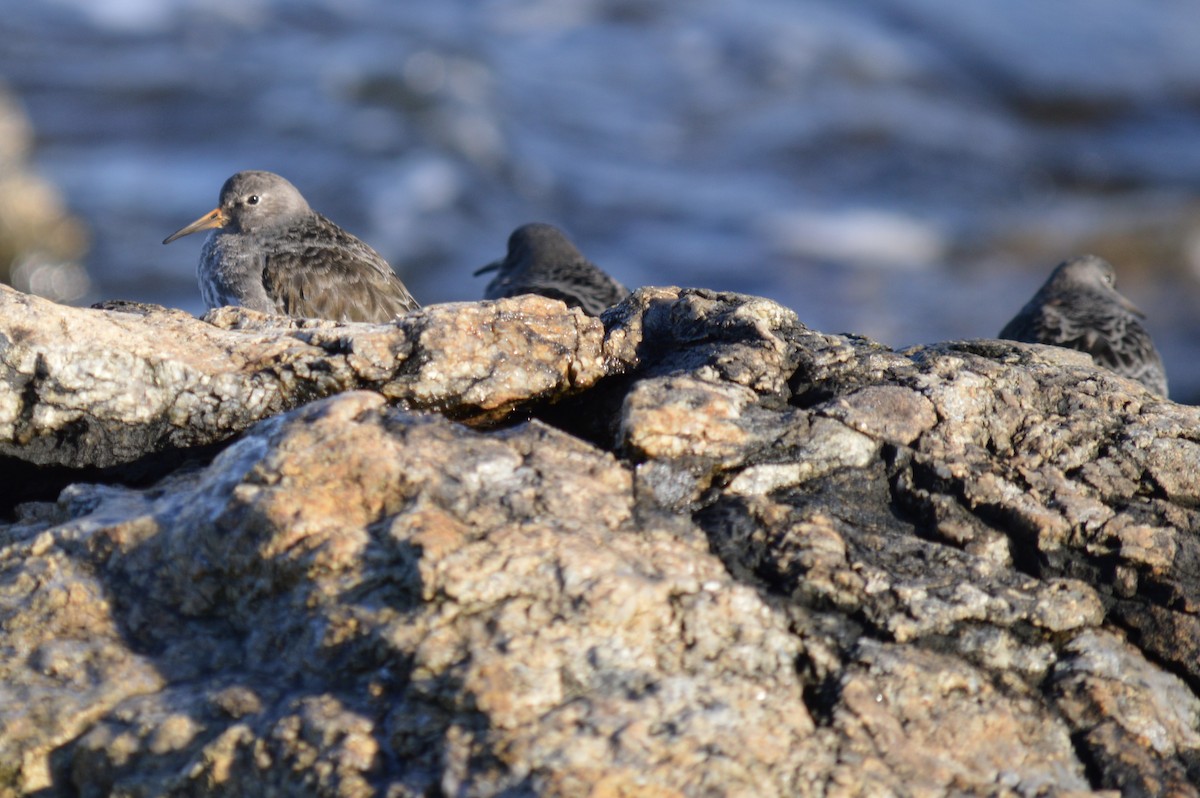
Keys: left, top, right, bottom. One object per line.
{"left": 164, "top": 170, "right": 419, "bottom": 322}
{"left": 999, "top": 254, "right": 1168, "bottom": 398}
{"left": 475, "top": 223, "right": 629, "bottom": 316}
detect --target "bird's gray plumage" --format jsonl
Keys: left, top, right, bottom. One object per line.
{"left": 164, "top": 170, "right": 419, "bottom": 322}
{"left": 474, "top": 223, "right": 629, "bottom": 316}
{"left": 999, "top": 255, "right": 1167, "bottom": 397}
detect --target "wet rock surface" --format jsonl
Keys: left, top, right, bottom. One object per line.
{"left": 3, "top": 286, "right": 1200, "bottom": 796}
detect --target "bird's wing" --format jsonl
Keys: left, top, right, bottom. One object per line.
{"left": 1001, "top": 298, "right": 1168, "bottom": 397}
{"left": 263, "top": 216, "right": 419, "bottom": 322}
{"left": 485, "top": 257, "right": 630, "bottom": 316}
{"left": 1078, "top": 309, "right": 1168, "bottom": 396}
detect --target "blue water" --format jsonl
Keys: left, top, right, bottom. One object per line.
{"left": 4, "top": 0, "right": 1200, "bottom": 398}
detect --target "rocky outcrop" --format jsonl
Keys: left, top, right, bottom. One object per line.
{"left": 2, "top": 285, "right": 1199, "bottom": 796}
{"left": 0, "top": 286, "right": 609, "bottom": 471}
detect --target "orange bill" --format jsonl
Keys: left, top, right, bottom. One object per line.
{"left": 163, "top": 208, "right": 228, "bottom": 244}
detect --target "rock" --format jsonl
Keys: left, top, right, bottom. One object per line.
{"left": 0, "top": 287, "right": 611, "bottom": 472}
{"left": 3, "top": 285, "right": 1200, "bottom": 795}
{"left": 1, "top": 393, "right": 815, "bottom": 796}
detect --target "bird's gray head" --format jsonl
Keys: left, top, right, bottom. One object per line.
{"left": 164, "top": 170, "right": 312, "bottom": 243}
{"left": 506, "top": 223, "right": 580, "bottom": 262}
{"left": 473, "top": 222, "right": 582, "bottom": 277}
{"left": 1046, "top": 255, "right": 1142, "bottom": 314}
{"left": 216, "top": 171, "right": 312, "bottom": 234}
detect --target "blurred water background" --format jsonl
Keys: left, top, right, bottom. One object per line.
{"left": 4, "top": 0, "right": 1200, "bottom": 399}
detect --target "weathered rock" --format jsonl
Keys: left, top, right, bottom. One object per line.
{"left": 2, "top": 392, "right": 817, "bottom": 796}
{"left": 0, "top": 286, "right": 611, "bottom": 471}
{"left": 3, "top": 285, "right": 1200, "bottom": 796}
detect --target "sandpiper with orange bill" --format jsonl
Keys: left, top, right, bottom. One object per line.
{"left": 164, "top": 170, "right": 419, "bottom": 322}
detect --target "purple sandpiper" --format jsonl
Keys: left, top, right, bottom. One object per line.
{"left": 474, "top": 223, "right": 629, "bottom": 316}
{"left": 999, "top": 254, "right": 1167, "bottom": 397}
{"left": 164, "top": 170, "right": 419, "bottom": 322}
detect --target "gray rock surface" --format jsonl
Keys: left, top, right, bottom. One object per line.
{"left": 2, "top": 285, "right": 1199, "bottom": 796}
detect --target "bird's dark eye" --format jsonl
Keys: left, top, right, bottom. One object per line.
{"left": 246, "top": 195, "right": 260, "bottom": 205}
